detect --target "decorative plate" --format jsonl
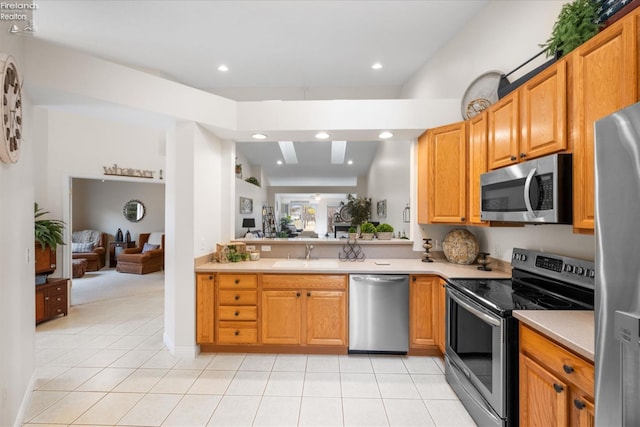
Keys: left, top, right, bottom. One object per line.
{"left": 339, "top": 205, "right": 352, "bottom": 223}
{"left": 461, "top": 71, "right": 504, "bottom": 120}
{"left": 442, "top": 229, "right": 479, "bottom": 265}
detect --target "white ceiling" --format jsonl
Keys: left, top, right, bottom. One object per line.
{"left": 32, "top": 0, "right": 487, "bottom": 100}
{"left": 30, "top": 1, "right": 487, "bottom": 186}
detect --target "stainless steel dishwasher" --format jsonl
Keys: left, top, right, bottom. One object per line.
{"left": 348, "top": 274, "right": 409, "bottom": 354}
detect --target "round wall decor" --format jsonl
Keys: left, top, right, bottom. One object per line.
{"left": 0, "top": 53, "right": 22, "bottom": 164}
{"left": 442, "top": 229, "right": 479, "bottom": 265}
{"left": 460, "top": 71, "right": 503, "bottom": 120}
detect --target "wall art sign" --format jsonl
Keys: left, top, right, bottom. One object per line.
{"left": 377, "top": 200, "right": 387, "bottom": 218}
{"left": 103, "top": 164, "right": 161, "bottom": 179}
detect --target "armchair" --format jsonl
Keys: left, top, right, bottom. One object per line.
{"left": 116, "top": 232, "right": 164, "bottom": 274}
{"left": 71, "top": 230, "right": 107, "bottom": 271}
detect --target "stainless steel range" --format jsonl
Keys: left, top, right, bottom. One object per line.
{"left": 445, "top": 248, "right": 595, "bottom": 427}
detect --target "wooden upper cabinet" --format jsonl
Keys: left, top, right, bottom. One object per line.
{"left": 488, "top": 91, "right": 520, "bottom": 169}
{"left": 572, "top": 12, "right": 638, "bottom": 232}
{"left": 468, "top": 112, "right": 488, "bottom": 225}
{"left": 417, "top": 130, "right": 429, "bottom": 224}
{"left": 520, "top": 59, "right": 567, "bottom": 160}
{"left": 427, "top": 121, "right": 468, "bottom": 224}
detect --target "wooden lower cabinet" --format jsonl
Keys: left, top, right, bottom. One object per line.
{"left": 519, "top": 324, "right": 594, "bottom": 427}
{"left": 262, "top": 274, "right": 347, "bottom": 347}
{"left": 196, "top": 273, "right": 215, "bottom": 344}
{"left": 409, "top": 275, "right": 445, "bottom": 355}
{"left": 35, "top": 278, "right": 68, "bottom": 324}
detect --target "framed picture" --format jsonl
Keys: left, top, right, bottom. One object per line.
{"left": 377, "top": 200, "right": 387, "bottom": 218}
{"left": 240, "top": 197, "right": 253, "bottom": 214}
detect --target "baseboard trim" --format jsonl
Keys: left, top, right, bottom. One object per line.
{"left": 163, "top": 332, "right": 199, "bottom": 358}
{"left": 14, "top": 373, "right": 37, "bottom": 427}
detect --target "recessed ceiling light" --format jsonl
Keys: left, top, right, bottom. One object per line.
{"left": 218, "top": 64, "right": 229, "bottom": 72}
{"left": 371, "top": 62, "right": 382, "bottom": 70}
{"left": 379, "top": 131, "right": 393, "bottom": 139}
{"left": 315, "top": 132, "right": 330, "bottom": 140}
{"left": 277, "top": 160, "right": 283, "bottom": 165}
{"left": 252, "top": 133, "right": 267, "bottom": 140}
{"left": 347, "top": 160, "right": 354, "bottom": 165}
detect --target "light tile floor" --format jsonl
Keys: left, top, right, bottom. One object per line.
{"left": 24, "top": 270, "right": 476, "bottom": 426}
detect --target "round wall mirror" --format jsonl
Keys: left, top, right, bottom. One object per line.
{"left": 123, "top": 199, "right": 146, "bottom": 222}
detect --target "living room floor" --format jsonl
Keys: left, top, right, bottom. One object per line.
{"left": 24, "top": 269, "right": 476, "bottom": 426}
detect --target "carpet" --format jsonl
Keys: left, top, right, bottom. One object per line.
{"left": 70, "top": 268, "right": 164, "bottom": 306}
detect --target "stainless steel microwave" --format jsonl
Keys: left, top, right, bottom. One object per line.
{"left": 480, "top": 153, "right": 572, "bottom": 223}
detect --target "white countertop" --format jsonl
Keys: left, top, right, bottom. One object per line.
{"left": 513, "top": 310, "right": 594, "bottom": 362}
{"left": 232, "top": 238, "right": 414, "bottom": 245}
{"left": 195, "top": 258, "right": 510, "bottom": 279}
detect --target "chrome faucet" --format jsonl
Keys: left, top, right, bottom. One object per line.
{"left": 305, "top": 244, "right": 314, "bottom": 260}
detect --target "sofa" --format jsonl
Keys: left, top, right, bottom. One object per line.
{"left": 71, "top": 230, "right": 107, "bottom": 271}
{"left": 116, "top": 232, "right": 164, "bottom": 274}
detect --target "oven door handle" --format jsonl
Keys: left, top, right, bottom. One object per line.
{"left": 523, "top": 167, "right": 537, "bottom": 217}
{"left": 448, "top": 289, "right": 501, "bottom": 327}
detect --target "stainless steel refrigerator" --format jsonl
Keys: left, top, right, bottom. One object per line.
{"left": 594, "top": 103, "right": 640, "bottom": 426}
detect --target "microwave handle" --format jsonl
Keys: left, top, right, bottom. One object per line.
{"left": 523, "top": 167, "right": 537, "bottom": 217}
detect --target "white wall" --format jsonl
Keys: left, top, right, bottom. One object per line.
{"left": 367, "top": 140, "right": 411, "bottom": 234}
{"left": 235, "top": 179, "right": 266, "bottom": 238}
{"left": 404, "top": 0, "right": 595, "bottom": 261}
{"left": 0, "top": 30, "right": 36, "bottom": 427}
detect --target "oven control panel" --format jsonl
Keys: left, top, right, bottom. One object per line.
{"left": 512, "top": 248, "right": 594, "bottom": 289}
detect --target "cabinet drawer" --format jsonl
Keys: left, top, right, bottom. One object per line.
{"left": 520, "top": 325, "right": 594, "bottom": 396}
{"left": 48, "top": 285, "right": 66, "bottom": 298}
{"left": 219, "top": 274, "right": 257, "bottom": 289}
{"left": 49, "top": 302, "right": 66, "bottom": 316}
{"left": 263, "top": 274, "right": 347, "bottom": 290}
{"left": 218, "top": 290, "right": 258, "bottom": 305}
{"left": 218, "top": 321, "right": 258, "bottom": 344}
{"left": 219, "top": 305, "right": 257, "bottom": 321}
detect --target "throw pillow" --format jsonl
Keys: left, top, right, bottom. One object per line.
{"left": 71, "top": 242, "right": 94, "bottom": 253}
{"left": 142, "top": 243, "right": 160, "bottom": 253}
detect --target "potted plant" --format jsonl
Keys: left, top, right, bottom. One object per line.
{"left": 360, "top": 222, "right": 376, "bottom": 240}
{"left": 348, "top": 226, "right": 358, "bottom": 240}
{"left": 540, "top": 0, "right": 600, "bottom": 58}
{"left": 34, "top": 203, "right": 65, "bottom": 275}
{"left": 344, "top": 194, "right": 371, "bottom": 229}
{"left": 376, "top": 223, "right": 394, "bottom": 240}
{"left": 245, "top": 176, "right": 260, "bottom": 187}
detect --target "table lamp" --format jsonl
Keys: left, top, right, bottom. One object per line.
{"left": 242, "top": 218, "right": 256, "bottom": 234}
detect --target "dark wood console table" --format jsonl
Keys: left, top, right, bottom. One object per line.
{"left": 109, "top": 241, "right": 136, "bottom": 268}
{"left": 36, "top": 278, "right": 68, "bottom": 324}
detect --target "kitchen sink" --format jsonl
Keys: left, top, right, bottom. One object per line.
{"left": 272, "top": 260, "right": 340, "bottom": 269}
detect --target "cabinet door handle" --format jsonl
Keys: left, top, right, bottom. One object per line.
{"left": 307, "top": 292, "right": 311, "bottom": 297}
{"left": 235, "top": 279, "right": 240, "bottom": 284}
{"left": 208, "top": 275, "right": 213, "bottom": 280}
{"left": 296, "top": 292, "right": 301, "bottom": 297}
{"left": 234, "top": 311, "right": 239, "bottom": 316}
{"left": 553, "top": 383, "right": 564, "bottom": 393}
{"left": 563, "top": 364, "right": 574, "bottom": 374}
{"left": 461, "top": 217, "right": 466, "bottom": 222}
{"left": 574, "top": 399, "right": 585, "bottom": 410}
{"left": 234, "top": 295, "right": 240, "bottom": 300}
{"left": 234, "top": 330, "right": 239, "bottom": 336}
{"left": 510, "top": 155, "right": 517, "bottom": 161}
{"left": 520, "top": 152, "right": 526, "bottom": 158}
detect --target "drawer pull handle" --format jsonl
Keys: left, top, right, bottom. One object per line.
{"left": 234, "top": 330, "right": 239, "bottom": 336}
{"left": 307, "top": 292, "right": 311, "bottom": 297}
{"left": 563, "top": 364, "right": 574, "bottom": 374}
{"left": 461, "top": 217, "right": 465, "bottom": 222}
{"left": 235, "top": 295, "right": 240, "bottom": 300}
{"left": 296, "top": 292, "right": 301, "bottom": 297}
{"left": 574, "top": 399, "right": 585, "bottom": 410}
{"left": 510, "top": 155, "right": 517, "bottom": 161}
{"left": 56, "top": 298, "right": 61, "bottom": 301}
{"left": 209, "top": 275, "right": 213, "bottom": 280}
{"left": 56, "top": 309, "right": 61, "bottom": 313}
{"left": 45, "top": 297, "right": 49, "bottom": 301}
{"left": 235, "top": 279, "right": 240, "bottom": 284}
{"left": 234, "top": 311, "right": 239, "bottom": 316}
{"left": 553, "top": 383, "right": 564, "bottom": 393}
{"left": 56, "top": 287, "right": 62, "bottom": 291}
